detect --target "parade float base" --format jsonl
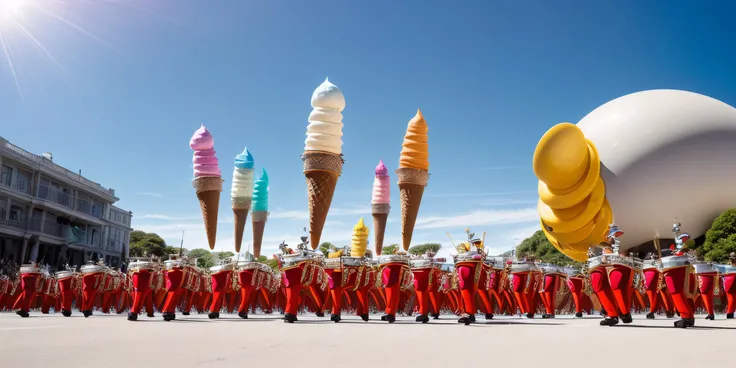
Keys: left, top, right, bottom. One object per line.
{"left": 1, "top": 313, "right": 734, "bottom": 368}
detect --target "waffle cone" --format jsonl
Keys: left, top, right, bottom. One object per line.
{"left": 196, "top": 190, "right": 221, "bottom": 250}
{"left": 372, "top": 212, "right": 388, "bottom": 256}
{"left": 252, "top": 212, "right": 267, "bottom": 259}
{"left": 399, "top": 183, "right": 424, "bottom": 251}
{"left": 233, "top": 208, "right": 249, "bottom": 253}
{"left": 305, "top": 170, "right": 338, "bottom": 250}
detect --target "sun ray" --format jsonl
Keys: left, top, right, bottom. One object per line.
{"left": 91, "top": 0, "right": 185, "bottom": 28}
{"left": 8, "top": 13, "right": 68, "bottom": 74}
{"left": 0, "top": 29, "right": 26, "bottom": 105}
{"left": 30, "top": 3, "right": 124, "bottom": 55}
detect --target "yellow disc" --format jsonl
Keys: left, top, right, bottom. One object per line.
{"left": 538, "top": 140, "right": 601, "bottom": 209}
{"left": 533, "top": 123, "right": 589, "bottom": 190}
{"left": 538, "top": 178, "right": 605, "bottom": 233}
{"left": 561, "top": 249, "right": 589, "bottom": 262}
{"left": 548, "top": 217, "right": 595, "bottom": 244}
{"left": 567, "top": 199, "right": 612, "bottom": 253}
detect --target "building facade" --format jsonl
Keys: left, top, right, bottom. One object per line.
{"left": 0, "top": 136, "right": 133, "bottom": 270}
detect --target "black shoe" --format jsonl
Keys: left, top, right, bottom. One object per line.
{"left": 666, "top": 312, "right": 675, "bottom": 318}
{"left": 330, "top": 314, "right": 341, "bottom": 323}
{"left": 646, "top": 312, "right": 655, "bottom": 319}
{"left": 469, "top": 314, "right": 476, "bottom": 323}
{"left": 705, "top": 314, "right": 715, "bottom": 320}
{"left": 600, "top": 308, "right": 607, "bottom": 316}
{"left": 162, "top": 312, "right": 176, "bottom": 321}
{"left": 380, "top": 315, "right": 388, "bottom": 321}
{"left": 384, "top": 314, "right": 396, "bottom": 324}
{"left": 61, "top": 309, "right": 72, "bottom": 317}
{"left": 727, "top": 313, "right": 734, "bottom": 319}
{"left": 182, "top": 312, "right": 190, "bottom": 316}
{"left": 600, "top": 317, "right": 619, "bottom": 326}
{"left": 147, "top": 313, "right": 155, "bottom": 318}
{"left": 16, "top": 310, "right": 29, "bottom": 318}
{"left": 360, "top": 314, "right": 369, "bottom": 322}
{"left": 575, "top": 312, "right": 583, "bottom": 318}
{"left": 431, "top": 313, "right": 440, "bottom": 320}
{"left": 526, "top": 313, "right": 534, "bottom": 319}
{"left": 621, "top": 314, "right": 633, "bottom": 324}
{"left": 315, "top": 312, "right": 325, "bottom": 317}
{"left": 127, "top": 312, "right": 138, "bottom": 321}
{"left": 284, "top": 313, "right": 298, "bottom": 323}
{"left": 208, "top": 312, "right": 219, "bottom": 319}
{"left": 458, "top": 314, "right": 472, "bottom": 325}
{"left": 485, "top": 313, "right": 494, "bottom": 320}
{"left": 415, "top": 315, "right": 429, "bottom": 323}
{"left": 238, "top": 312, "right": 248, "bottom": 319}
{"left": 674, "top": 318, "right": 694, "bottom": 328}
{"left": 83, "top": 310, "right": 93, "bottom": 318}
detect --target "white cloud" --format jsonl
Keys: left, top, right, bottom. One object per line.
{"left": 414, "top": 208, "right": 538, "bottom": 230}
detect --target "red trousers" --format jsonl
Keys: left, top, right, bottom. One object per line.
{"left": 237, "top": 269, "right": 255, "bottom": 314}
{"left": 130, "top": 271, "right": 154, "bottom": 315}
{"left": 13, "top": 273, "right": 39, "bottom": 313}
{"left": 412, "top": 268, "right": 431, "bottom": 317}
{"left": 723, "top": 274, "right": 736, "bottom": 314}
{"left": 566, "top": 277, "right": 585, "bottom": 314}
{"left": 696, "top": 273, "right": 716, "bottom": 316}
{"left": 539, "top": 274, "right": 560, "bottom": 315}
{"left": 382, "top": 264, "right": 404, "bottom": 316}
{"left": 283, "top": 267, "right": 303, "bottom": 315}
{"left": 81, "top": 273, "right": 104, "bottom": 312}
{"left": 209, "top": 271, "right": 232, "bottom": 313}
{"left": 163, "top": 268, "right": 185, "bottom": 313}
{"left": 663, "top": 266, "right": 694, "bottom": 319}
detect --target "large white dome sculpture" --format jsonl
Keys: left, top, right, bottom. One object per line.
{"left": 533, "top": 89, "right": 736, "bottom": 260}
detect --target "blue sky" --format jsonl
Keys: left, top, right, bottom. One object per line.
{"left": 2, "top": 0, "right": 736, "bottom": 259}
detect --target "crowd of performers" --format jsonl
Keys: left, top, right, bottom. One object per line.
{"left": 1, "top": 227, "right": 735, "bottom": 328}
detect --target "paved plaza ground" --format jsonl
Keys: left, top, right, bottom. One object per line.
{"left": 1, "top": 312, "right": 734, "bottom": 368}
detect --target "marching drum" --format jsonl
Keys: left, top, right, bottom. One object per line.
{"left": 209, "top": 262, "right": 235, "bottom": 274}
{"left": 692, "top": 262, "right": 717, "bottom": 274}
{"left": 280, "top": 252, "right": 314, "bottom": 269}
{"left": 409, "top": 259, "right": 432, "bottom": 269}
{"left": 378, "top": 254, "right": 410, "bottom": 265}
{"left": 510, "top": 261, "right": 539, "bottom": 274}
{"left": 659, "top": 255, "right": 691, "bottom": 271}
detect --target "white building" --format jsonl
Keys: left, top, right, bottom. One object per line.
{"left": 0, "top": 136, "right": 133, "bottom": 269}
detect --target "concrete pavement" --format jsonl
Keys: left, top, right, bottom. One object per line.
{"left": 0, "top": 312, "right": 734, "bottom": 368}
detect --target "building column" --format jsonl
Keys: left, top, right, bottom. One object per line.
{"left": 20, "top": 238, "right": 28, "bottom": 263}
{"left": 30, "top": 239, "right": 40, "bottom": 262}
{"left": 39, "top": 210, "right": 46, "bottom": 233}
{"left": 4, "top": 197, "right": 11, "bottom": 219}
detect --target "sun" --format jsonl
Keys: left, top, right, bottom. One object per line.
{"left": 0, "top": 0, "right": 29, "bottom": 19}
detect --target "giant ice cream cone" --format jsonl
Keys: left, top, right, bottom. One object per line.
{"left": 351, "top": 218, "right": 369, "bottom": 258}
{"left": 231, "top": 148, "right": 254, "bottom": 253}
{"left": 190, "top": 125, "right": 223, "bottom": 250}
{"left": 251, "top": 169, "right": 269, "bottom": 258}
{"left": 397, "top": 110, "right": 429, "bottom": 251}
{"left": 303, "top": 78, "right": 345, "bottom": 249}
{"left": 371, "top": 160, "right": 391, "bottom": 255}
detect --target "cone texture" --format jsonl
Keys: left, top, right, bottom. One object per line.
{"left": 252, "top": 211, "right": 268, "bottom": 258}
{"left": 396, "top": 167, "right": 429, "bottom": 252}
{"left": 303, "top": 151, "right": 343, "bottom": 251}
{"left": 193, "top": 176, "right": 223, "bottom": 250}
{"left": 233, "top": 208, "right": 249, "bottom": 253}
{"left": 372, "top": 212, "right": 388, "bottom": 256}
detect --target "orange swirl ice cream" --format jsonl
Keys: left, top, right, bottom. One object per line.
{"left": 399, "top": 110, "right": 429, "bottom": 171}
{"left": 397, "top": 109, "right": 430, "bottom": 251}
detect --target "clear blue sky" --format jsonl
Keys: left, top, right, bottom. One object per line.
{"left": 2, "top": 0, "right": 736, "bottom": 258}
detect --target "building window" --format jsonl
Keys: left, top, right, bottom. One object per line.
{"left": 1, "top": 165, "right": 11, "bottom": 186}
{"left": 15, "top": 170, "right": 30, "bottom": 194}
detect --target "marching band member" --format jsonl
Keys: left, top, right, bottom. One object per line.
{"left": 477, "top": 254, "right": 496, "bottom": 320}
{"left": 377, "top": 247, "right": 411, "bottom": 324}
{"left": 565, "top": 267, "right": 587, "bottom": 317}
{"left": 509, "top": 256, "right": 541, "bottom": 319}
{"left": 659, "top": 222, "right": 696, "bottom": 328}
{"left": 539, "top": 264, "right": 564, "bottom": 318}
{"left": 13, "top": 262, "right": 42, "bottom": 318}
{"left": 162, "top": 255, "right": 187, "bottom": 321}
{"left": 452, "top": 230, "right": 485, "bottom": 325}
{"left": 692, "top": 253, "right": 718, "bottom": 321}
{"left": 278, "top": 234, "right": 329, "bottom": 323}
{"left": 642, "top": 254, "right": 674, "bottom": 319}
{"left": 127, "top": 258, "right": 158, "bottom": 321}
{"left": 208, "top": 258, "right": 235, "bottom": 319}
{"left": 724, "top": 253, "right": 736, "bottom": 319}
{"left": 410, "top": 250, "right": 438, "bottom": 323}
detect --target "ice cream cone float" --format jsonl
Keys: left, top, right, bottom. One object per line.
{"left": 371, "top": 160, "right": 391, "bottom": 255}
{"left": 398, "top": 109, "right": 430, "bottom": 251}
{"left": 231, "top": 148, "right": 255, "bottom": 253}
{"left": 303, "top": 78, "right": 345, "bottom": 249}
{"left": 251, "top": 169, "right": 269, "bottom": 258}
{"left": 190, "top": 125, "right": 223, "bottom": 250}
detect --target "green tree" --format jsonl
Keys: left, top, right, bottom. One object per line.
{"left": 516, "top": 230, "right": 580, "bottom": 266}
{"left": 408, "top": 243, "right": 442, "bottom": 256}
{"left": 257, "top": 255, "right": 268, "bottom": 262}
{"left": 264, "top": 258, "right": 279, "bottom": 271}
{"left": 383, "top": 244, "right": 399, "bottom": 255}
{"left": 187, "top": 248, "right": 215, "bottom": 268}
{"left": 318, "top": 242, "right": 336, "bottom": 257}
{"left": 700, "top": 209, "right": 736, "bottom": 263}
{"left": 129, "top": 230, "right": 172, "bottom": 257}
